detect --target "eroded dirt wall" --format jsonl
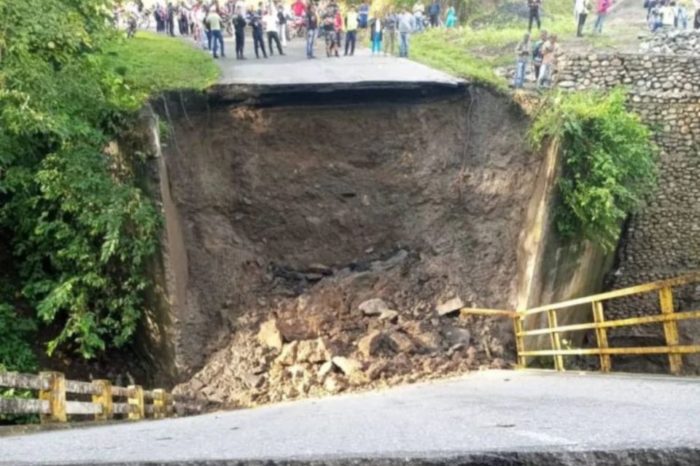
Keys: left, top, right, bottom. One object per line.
{"left": 156, "top": 87, "right": 544, "bottom": 404}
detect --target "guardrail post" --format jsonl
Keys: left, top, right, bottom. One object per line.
{"left": 659, "top": 287, "right": 682, "bottom": 375}
{"left": 513, "top": 314, "right": 526, "bottom": 368}
{"left": 152, "top": 389, "right": 166, "bottom": 419}
{"left": 128, "top": 385, "right": 145, "bottom": 420}
{"left": 92, "top": 379, "right": 113, "bottom": 421}
{"left": 547, "top": 309, "right": 565, "bottom": 371}
{"left": 165, "top": 392, "right": 174, "bottom": 417}
{"left": 39, "top": 372, "right": 66, "bottom": 423}
{"left": 592, "top": 301, "right": 612, "bottom": 372}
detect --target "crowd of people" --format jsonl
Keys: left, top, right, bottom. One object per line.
{"left": 646, "top": 0, "right": 700, "bottom": 31}
{"left": 117, "top": 0, "right": 462, "bottom": 60}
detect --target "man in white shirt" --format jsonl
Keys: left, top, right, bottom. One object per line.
{"left": 263, "top": 10, "right": 285, "bottom": 55}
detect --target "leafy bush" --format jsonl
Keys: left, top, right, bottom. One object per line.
{"left": 530, "top": 90, "right": 657, "bottom": 251}
{"left": 0, "top": 0, "right": 160, "bottom": 358}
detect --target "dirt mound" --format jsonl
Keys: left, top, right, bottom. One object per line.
{"left": 158, "top": 87, "right": 541, "bottom": 405}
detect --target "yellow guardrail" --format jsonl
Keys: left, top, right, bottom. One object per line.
{"left": 461, "top": 272, "right": 700, "bottom": 375}
{"left": 0, "top": 371, "right": 207, "bottom": 423}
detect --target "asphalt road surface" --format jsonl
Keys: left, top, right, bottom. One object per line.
{"left": 2, "top": 370, "right": 700, "bottom": 465}
{"left": 210, "top": 32, "right": 464, "bottom": 87}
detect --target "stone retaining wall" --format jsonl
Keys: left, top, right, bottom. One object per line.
{"left": 639, "top": 30, "right": 700, "bottom": 55}
{"left": 556, "top": 52, "right": 700, "bottom": 364}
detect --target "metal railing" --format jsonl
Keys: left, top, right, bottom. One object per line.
{"left": 462, "top": 273, "right": 700, "bottom": 375}
{"left": 0, "top": 371, "right": 206, "bottom": 423}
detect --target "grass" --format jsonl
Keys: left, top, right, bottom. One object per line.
{"left": 100, "top": 32, "right": 220, "bottom": 95}
{"left": 411, "top": 0, "right": 576, "bottom": 89}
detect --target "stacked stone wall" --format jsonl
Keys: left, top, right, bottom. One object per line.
{"left": 556, "top": 52, "right": 700, "bottom": 335}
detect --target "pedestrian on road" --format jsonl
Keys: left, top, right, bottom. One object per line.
{"left": 574, "top": 0, "right": 591, "bottom": 36}
{"left": 445, "top": 4, "right": 457, "bottom": 27}
{"left": 370, "top": 14, "right": 382, "bottom": 54}
{"left": 264, "top": 10, "right": 285, "bottom": 55}
{"left": 383, "top": 9, "right": 398, "bottom": 55}
{"left": 528, "top": 0, "right": 541, "bottom": 31}
{"left": 428, "top": 0, "right": 440, "bottom": 27}
{"left": 249, "top": 10, "right": 268, "bottom": 58}
{"left": 344, "top": 6, "right": 359, "bottom": 55}
{"left": 513, "top": 32, "right": 530, "bottom": 88}
{"left": 358, "top": 1, "right": 370, "bottom": 28}
{"left": 335, "top": 9, "right": 344, "bottom": 52}
{"left": 593, "top": 0, "right": 611, "bottom": 33}
{"left": 207, "top": 6, "right": 225, "bottom": 58}
{"left": 305, "top": 5, "right": 319, "bottom": 58}
{"left": 277, "top": 5, "right": 288, "bottom": 46}
{"left": 398, "top": 9, "right": 415, "bottom": 57}
{"left": 233, "top": 8, "right": 246, "bottom": 59}
{"left": 322, "top": 0, "right": 340, "bottom": 57}
{"left": 532, "top": 30, "right": 547, "bottom": 81}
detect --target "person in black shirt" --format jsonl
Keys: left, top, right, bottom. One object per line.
{"left": 528, "top": 0, "right": 541, "bottom": 31}
{"left": 248, "top": 11, "right": 268, "bottom": 58}
{"left": 233, "top": 7, "right": 247, "bottom": 59}
{"left": 305, "top": 5, "right": 318, "bottom": 58}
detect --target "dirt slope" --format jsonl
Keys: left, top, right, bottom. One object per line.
{"left": 158, "top": 87, "right": 543, "bottom": 406}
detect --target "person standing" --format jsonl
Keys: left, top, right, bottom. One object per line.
{"left": 292, "top": 0, "right": 306, "bottom": 17}
{"left": 344, "top": 6, "right": 359, "bottom": 55}
{"left": 574, "top": 0, "right": 591, "bottom": 36}
{"left": 445, "top": 3, "right": 457, "bottom": 27}
{"left": 167, "top": 2, "right": 176, "bottom": 36}
{"left": 305, "top": 5, "right": 318, "bottom": 58}
{"left": 233, "top": 6, "right": 247, "bottom": 59}
{"left": 358, "top": 1, "right": 370, "bottom": 28}
{"left": 322, "top": 0, "right": 340, "bottom": 57}
{"left": 335, "top": 9, "right": 344, "bottom": 53}
{"left": 532, "top": 30, "right": 547, "bottom": 81}
{"left": 593, "top": 0, "right": 611, "bottom": 33}
{"left": 383, "top": 9, "right": 398, "bottom": 55}
{"left": 249, "top": 10, "right": 268, "bottom": 58}
{"left": 537, "top": 33, "right": 557, "bottom": 88}
{"left": 413, "top": 1, "right": 425, "bottom": 31}
{"left": 397, "top": 9, "right": 415, "bottom": 57}
{"left": 207, "top": 6, "right": 225, "bottom": 58}
{"left": 370, "top": 14, "right": 382, "bottom": 54}
{"left": 277, "top": 5, "right": 288, "bottom": 46}
{"left": 528, "top": 0, "right": 541, "bottom": 31}
{"left": 264, "top": 10, "right": 285, "bottom": 55}
{"left": 428, "top": 0, "right": 440, "bottom": 27}
{"left": 513, "top": 33, "right": 530, "bottom": 88}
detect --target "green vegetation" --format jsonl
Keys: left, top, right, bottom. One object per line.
{"left": 529, "top": 90, "right": 657, "bottom": 251}
{"left": 0, "top": 0, "right": 217, "bottom": 371}
{"left": 410, "top": 0, "right": 575, "bottom": 87}
{"left": 101, "top": 32, "right": 219, "bottom": 98}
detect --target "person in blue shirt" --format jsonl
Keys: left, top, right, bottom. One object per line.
{"left": 428, "top": 0, "right": 440, "bottom": 27}
{"left": 358, "top": 1, "right": 369, "bottom": 28}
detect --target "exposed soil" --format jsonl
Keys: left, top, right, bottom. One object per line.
{"left": 157, "top": 86, "right": 543, "bottom": 406}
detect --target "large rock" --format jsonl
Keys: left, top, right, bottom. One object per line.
{"left": 296, "top": 338, "right": 331, "bottom": 363}
{"left": 436, "top": 297, "right": 464, "bottom": 316}
{"left": 387, "top": 331, "right": 417, "bottom": 354}
{"left": 276, "top": 341, "right": 299, "bottom": 366}
{"left": 357, "top": 330, "right": 385, "bottom": 358}
{"left": 443, "top": 326, "right": 471, "bottom": 347}
{"left": 257, "top": 319, "right": 283, "bottom": 351}
{"left": 378, "top": 309, "right": 399, "bottom": 323}
{"left": 359, "top": 298, "right": 390, "bottom": 316}
{"left": 331, "top": 356, "right": 364, "bottom": 377}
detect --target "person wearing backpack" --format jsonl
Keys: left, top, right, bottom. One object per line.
{"left": 531, "top": 30, "right": 547, "bottom": 81}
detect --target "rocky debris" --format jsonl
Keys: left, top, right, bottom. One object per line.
{"left": 359, "top": 298, "right": 390, "bottom": 316}
{"left": 357, "top": 330, "right": 385, "bottom": 358}
{"left": 437, "top": 297, "right": 465, "bottom": 316}
{"left": 277, "top": 341, "right": 299, "bottom": 366}
{"left": 378, "top": 309, "right": 399, "bottom": 323}
{"left": 387, "top": 331, "right": 417, "bottom": 353}
{"left": 257, "top": 319, "right": 284, "bottom": 351}
{"left": 443, "top": 326, "right": 471, "bottom": 348}
{"left": 331, "top": 356, "right": 364, "bottom": 378}
{"left": 296, "top": 338, "right": 331, "bottom": 363}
